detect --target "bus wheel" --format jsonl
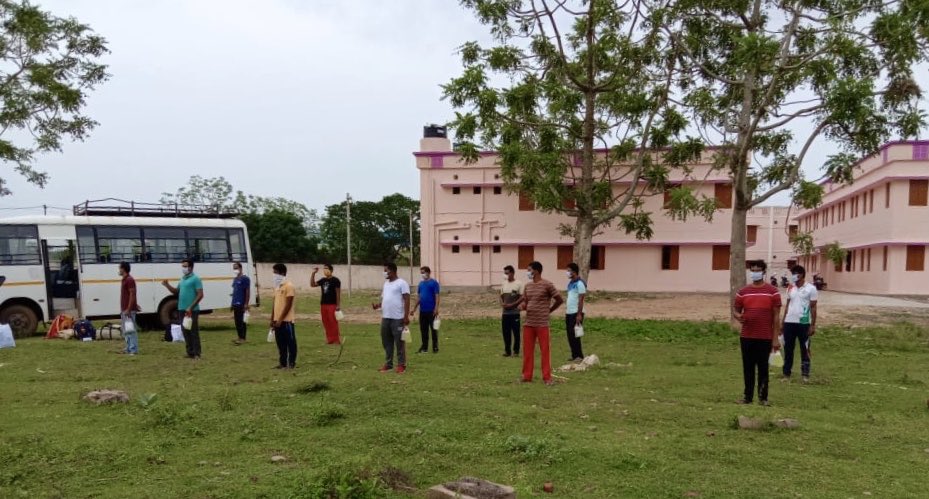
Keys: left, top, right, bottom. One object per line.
{"left": 1, "top": 304, "right": 39, "bottom": 338}
{"left": 158, "top": 298, "right": 178, "bottom": 328}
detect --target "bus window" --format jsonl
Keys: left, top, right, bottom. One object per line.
{"left": 77, "top": 226, "right": 97, "bottom": 264}
{"left": 143, "top": 228, "right": 187, "bottom": 263}
{"left": 187, "top": 228, "right": 229, "bottom": 262}
{"left": 0, "top": 225, "right": 41, "bottom": 265}
{"left": 229, "top": 229, "right": 247, "bottom": 262}
{"left": 95, "top": 227, "right": 142, "bottom": 263}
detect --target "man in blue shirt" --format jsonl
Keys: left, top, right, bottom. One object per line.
{"left": 411, "top": 266, "right": 441, "bottom": 353}
{"left": 162, "top": 258, "right": 204, "bottom": 359}
{"left": 565, "top": 262, "right": 586, "bottom": 362}
{"left": 231, "top": 261, "right": 250, "bottom": 344}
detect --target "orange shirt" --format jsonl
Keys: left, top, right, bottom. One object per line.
{"left": 272, "top": 280, "right": 296, "bottom": 322}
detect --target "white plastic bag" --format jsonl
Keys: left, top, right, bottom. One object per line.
{"left": 123, "top": 318, "right": 136, "bottom": 334}
{"left": 433, "top": 317, "right": 442, "bottom": 330}
{"left": 0, "top": 324, "right": 15, "bottom": 349}
{"left": 181, "top": 315, "right": 193, "bottom": 330}
{"left": 267, "top": 328, "right": 275, "bottom": 343}
{"left": 243, "top": 311, "right": 250, "bottom": 324}
{"left": 400, "top": 327, "right": 411, "bottom": 343}
{"left": 768, "top": 350, "right": 784, "bottom": 368}
{"left": 170, "top": 324, "right": 184, "bottom": 343}
{"left": 335, "top": 310, "right": 345, "bottom": 321}
{"left": 574, "top": 324, "right": 585, "bottom": 338}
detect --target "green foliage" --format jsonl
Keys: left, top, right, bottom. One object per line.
{"left": 240, "top": 209, "right": 324, "bottom": 264}
{"left": 791, "top": 231, "right": 815, "bottom": 258}
{"left": 825, "top": 241, "right": 848, "bottom": 267}
{"left": 0, "top": 0, "right": 109, "bottom": 195}
{"left": 503, "top": 435, "right": 559, "bottom": 464}
{"left": 445, "top": 0, "right": 714, "bottom": 278}
{"left": 319, "top": 193, "right": 419, "bottom": 265}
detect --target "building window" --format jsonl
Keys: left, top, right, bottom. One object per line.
{"left": 715, "top": 183, "right": 733, "bottom": 209}
{"left": 906, "top": 245, "right": 925, "bottom": 271}
{"left": 663, "top": 184, "right": 681, "bottom": 209}
{"left": 869, "top": 189, "right": 874, "bottom": 213}
{"left": 712, "top": 245, "right": 730, "bottom": 270}
{"left": 492, "top": 245, "right": 501, "bottom": 253}
{"left": 472, "top": 245, "right": 480, "bottom": 253}
{"left": 517, "top": 245, "right": 534, "bottom": 269}
{"left": 452, "top": 187, "right": 461, "bottom": 195}
{"left": 859, "top": 248, "right": 865, "bottom": 272}
{"left": 883, "top": 246, "right": 888, "bottom": 271}
{"left": 845, "top": 251, "right": 852, "bottom": 272}
{"left": 661, "top": 245, "right": 680, "bottom": 270}
{"left": 908, "top": 179, "right": 928, "bottom": 206}
{"left": 591, "top": 245, "right": 606, "bottom": 270}
{"left": 451, "top": 245, "right": 460, "bottom": 253}
{"left": 557, "top": 246, "right": 573, "bottom": 270}
{"left": 473, "top": 186, "right": 482, "bottom": 195}
{"left": 518, "top": 192, "right": 535, "bottom": 211}
{"left": 789, "top": 225, "right": 798, "bottom": 238}
{"left": 867, "top": 247, "right": 871, "bottom": 271}
{"left": 885, "top": 182, "right": 891, "bottom": 208}
{"left": 493, "top": 186, "right": 502, "bottom": 195}
{"left": 747, "top": 225, "right": 758, "bottom": 244}
{"left": 835, "top": 256, "right": 842, "bottom": 272}
{"left": 831, "top": 205, "right": 835, "bottom": 224}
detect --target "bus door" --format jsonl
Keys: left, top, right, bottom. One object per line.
{"left": 40, "top": 237, "right": 80, "bottom": 319}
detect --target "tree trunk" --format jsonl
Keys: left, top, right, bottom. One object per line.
{"left": 729, "top": 204, "right": 748, "bottom": 302}
{"left": 574, "top": 215, "right": 594, "bottom": 282}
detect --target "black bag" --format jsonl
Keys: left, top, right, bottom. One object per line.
{"left": 73, "top": 320, "right": 96, "bottom": 340}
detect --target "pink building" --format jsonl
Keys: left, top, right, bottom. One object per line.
{"left": 415, "top": 127, "right": 793, "bottom": 292}
{"left": 746, "top": 206, "right": 799, "bottom": 278}
{"left": 794, "top": 141, "right": 929, "bottom": 295}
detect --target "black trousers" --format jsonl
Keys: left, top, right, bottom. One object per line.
{"left": 565, "top": 313, "right": 585, "bottom": 360}
{"left": 501, "top": 314, "right": 521, "bottom": 355}
{"left": 232, "top": 305, "right": 247, "bottom": 340}
{"left": 275, "top": 322, "right": 297, "bottom": 368}
{"left": 740, "top": 337, "right": 771, "bottom": 402}
{"left": 419, "top": 311, "right": 437, "bottom": 350}
{"left": 782, "top": 322, "right": 811, "bottom": 377}
{"left": 182, "top": 311, "right": 201, "bottom": 357}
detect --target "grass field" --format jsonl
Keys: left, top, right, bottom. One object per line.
{"left": 1, "top": 315, "right": 928, "bottom": 498}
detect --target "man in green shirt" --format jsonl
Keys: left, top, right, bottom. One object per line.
{"left": 162, "top": 258, "right": 204, "bottom": 359}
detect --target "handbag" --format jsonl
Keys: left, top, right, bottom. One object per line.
{"left": 170, "top": 324, "right": 185, "bottom": 343}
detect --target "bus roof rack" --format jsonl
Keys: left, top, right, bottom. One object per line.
{"left": 73, "top": 199, "right": 239, "bottom": 218}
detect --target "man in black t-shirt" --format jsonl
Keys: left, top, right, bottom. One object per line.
{"left": 311, "top": 264, "right": 342, "bottom": 344}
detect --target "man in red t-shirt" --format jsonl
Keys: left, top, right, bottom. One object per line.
{"left": 119, "top": 262, "right": 141, "bottom": 355}
{"left": 733, "top": 260, "right": 782, "bottom": 405}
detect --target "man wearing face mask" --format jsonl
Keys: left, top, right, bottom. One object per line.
{"left": 119, "top": 262, "right": 140, "bottom": 355}
{"left": 781, "top": 265, "right": 818, "bottom": 383}
{"left": 513, "top": 261, "right": 563, "bottom": 385}
{"left": 411, "top": 266, "right": 441, "bottom": 354}
{"left": 565, "top": 262, "right": 586, "bottom": 362}
{"left": 162, "top": 258, "right": 204, "bottom": 359}
{"left": 733, "top": 260, "right": 782, "bottom": 406}
{"left": 372, "top": 262, "right": 410, "bottom": 373}
{"left": 499, "top": 265, "right": 523, "bottom": 357}
{"left": 270, "top": 263, "right": 297, "bottom": 369}
{"left": 231, "top": 261, "right": 250, "bottom": 344}
{"left": 311, "top": 264, "right": 341, "bottom": 345}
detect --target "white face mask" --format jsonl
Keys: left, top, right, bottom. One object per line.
{"left": 789, "top": 274, "right": 799, "bottom": 284}
{"left": 233, "top": 268, "right": 241, "bottom": 277}
{"left": 182, "top": 267, "right": 191, "bottom": 276}
{"left": 273, "top": 274, "right": 284, "bottom": 287}
{"left": 749, "top": 271, "right": 764, "bottom": 282}
{"left": 420, "top": 273, "right": 427, "bottom": 280}
{"left": 526, "top": 271, "right": 534, "bottom": 280}
{"left": 383, "top": 271, "right": 389, "bottom": 280}
{"left": 566, "top": 271, "right": 573, "bottom": 279}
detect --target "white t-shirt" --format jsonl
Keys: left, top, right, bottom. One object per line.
{"left": 785, "top": 282, "right": 818, "bottom": 324}
{"left": 381, "top": 278, "right": 410, "bottom": 320}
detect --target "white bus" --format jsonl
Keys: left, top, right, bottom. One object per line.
{"left": 0, "top": 211, "right": 258, "bottom": 336}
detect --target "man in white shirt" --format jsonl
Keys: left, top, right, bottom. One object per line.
{"left": 565, "top": 262, "right": 586, "bottom": 362}
{"left": 781, "top": 265, "right": 818, "bottom": 383}
{"left": 499, "top": 265, "right": 524, "bottom": 357}
{"left": 372, "top": 262, "right": 410, "bottom": 373}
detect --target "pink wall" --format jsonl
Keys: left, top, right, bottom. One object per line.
{"left": 417, "top": 137, "right": 786, "bottom": 292}
{"left": 795, "top": 141, "right": 929, "bottom": 295}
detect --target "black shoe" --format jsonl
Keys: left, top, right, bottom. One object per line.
{"left": 503, "top": 353, "right": 512, "bottom": 357}
{"left": 736, "top": 399, "right": 752, "bottom": 405}
{"left": 416, "top": 348, "right": 428, "bottom": 354}
{"left": 432, "top": 348, "right": 439, "bottom": 353}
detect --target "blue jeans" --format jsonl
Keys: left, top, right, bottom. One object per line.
{"left": 121, "top": 312, "right": 138, "bottom": 354}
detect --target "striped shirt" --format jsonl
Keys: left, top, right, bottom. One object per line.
{"left": 734, "top": 284, "right": 782, "bottom": 340}
{"left": 524, "top": 279, "right": 559, "bottom": 327}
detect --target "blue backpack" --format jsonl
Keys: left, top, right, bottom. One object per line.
{"left": 73, "top": 320, "right": 96, "bottom": 340}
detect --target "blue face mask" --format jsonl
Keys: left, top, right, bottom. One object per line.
{"left": 750, "top": 271, "right": 764, "bottom": 282}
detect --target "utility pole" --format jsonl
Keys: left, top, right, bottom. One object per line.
{"left": 346, "top": 193, "right": 352, "bottom": 298}
{"left": 409, "top": 209, "right": 414, "bottom": 284}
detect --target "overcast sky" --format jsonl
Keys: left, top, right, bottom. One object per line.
{"left": 0, "top": 1, "right": 924, "bottom": 217}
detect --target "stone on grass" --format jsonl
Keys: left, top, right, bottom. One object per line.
{"left": 427, "top": 477, "right": 515, "bottom": 499}
{"left": 270, "top": 455, "right": 288, "bottom": 463}
{"left": 775, "top": 418, "right": 801, "bottom": 429}
{"left": 82, "top": 389, "right": 129, "bottom": 405}
{"left": 737, "top": 416, "right": 764, "bottom": 430}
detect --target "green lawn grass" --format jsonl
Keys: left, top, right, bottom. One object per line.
{"left": 1, "top": 317, "right": 928, "bottom": 498}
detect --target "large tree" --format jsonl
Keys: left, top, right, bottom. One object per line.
{"left": 319, "top": 193, "right": 420, "bottom": 265}
{"left": 668, "top": 0, "right": 929, "bottom": 297}
{"left": 444, "top": 0, "right": 716, "bottom": 280}
{"left": 0, "top": 0, "right": 109, "bottom": 195}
